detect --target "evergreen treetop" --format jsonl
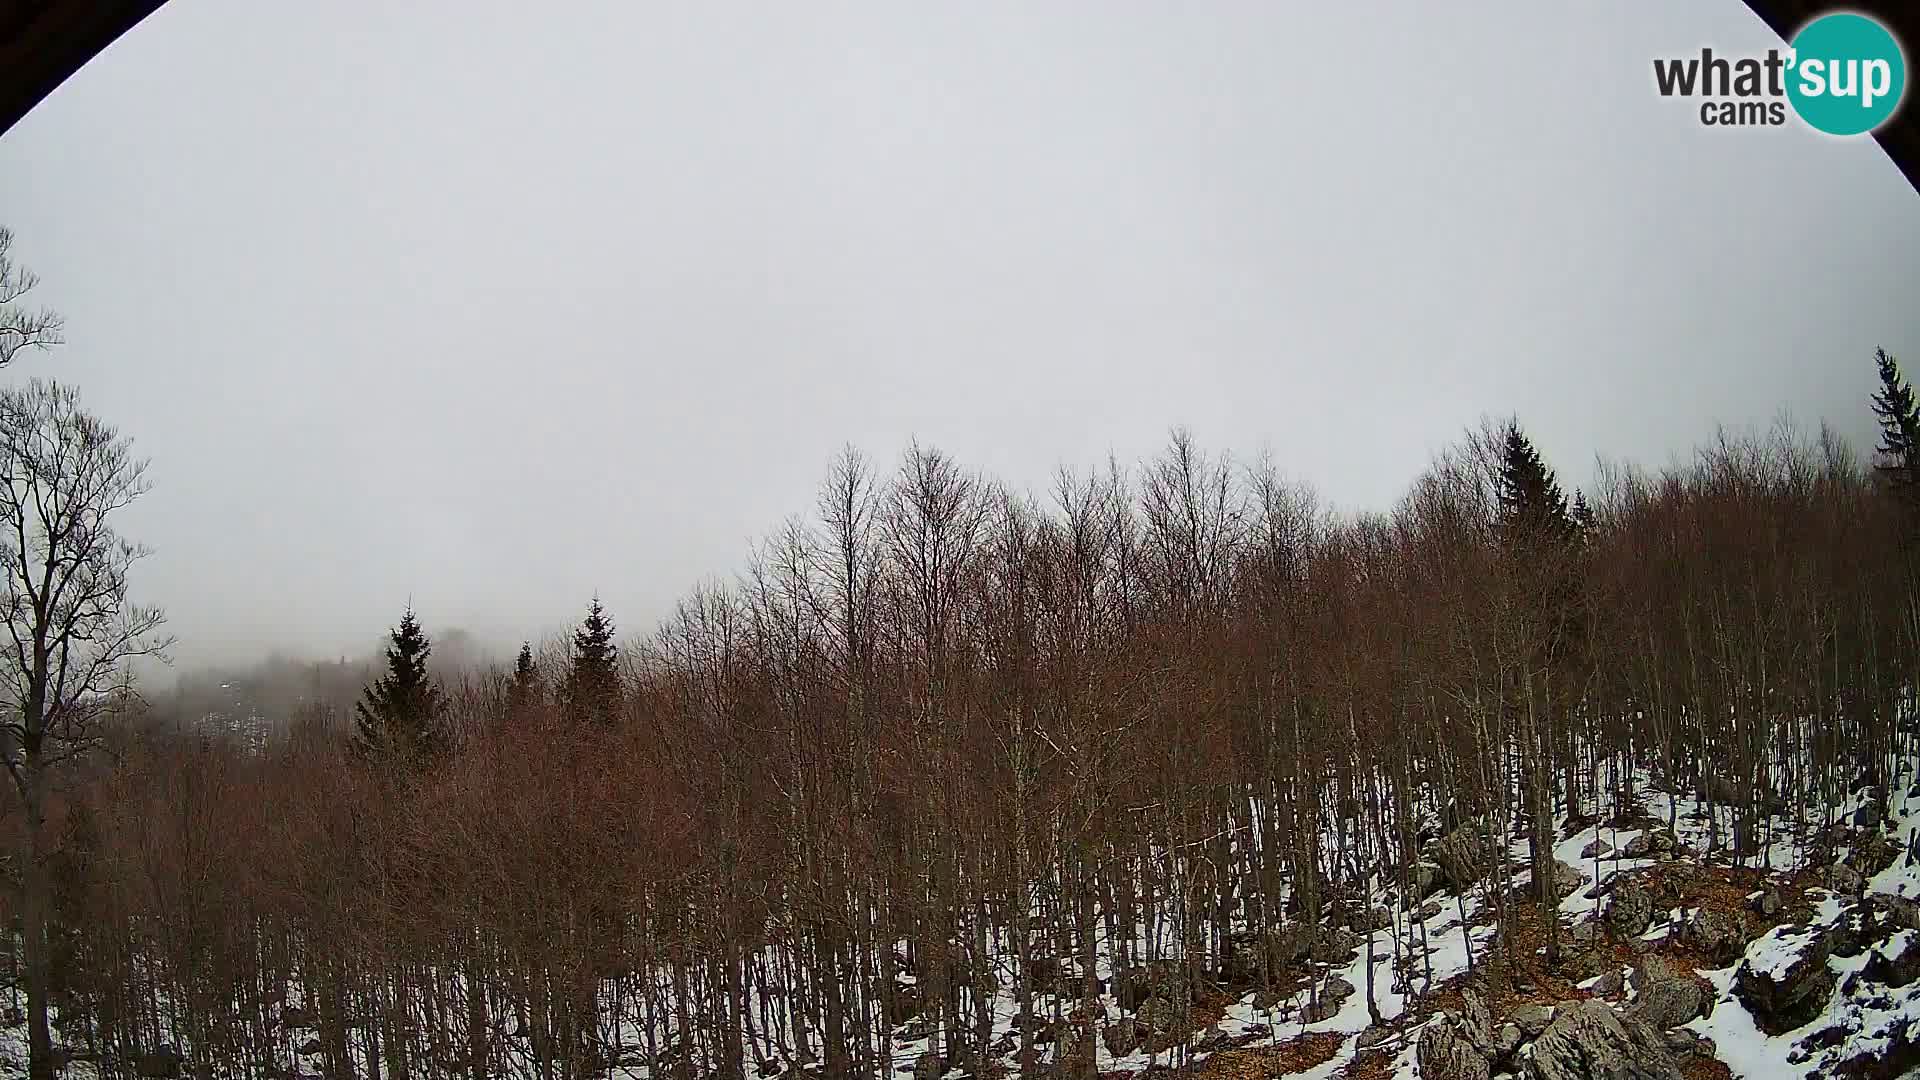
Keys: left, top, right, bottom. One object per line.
{"left": 1569, "top": 489, "right": 1595, "bottom": 540}
{"left": 1494, "top": 422, "right": 1585, "bottom": 665}
{"left": 353, "top": 607, "right": 446, "bottom": 764}
{"left": 1495, "top": 422, "right": 1575, "bottom": 551}
{"left": 1871, "top": 348, "right": 1919, "bottom": 492}
{"left": 507, "top": 640, "right": 542, "bottom": 717}
{"left": 563, "top": 598, "right": 622, "bottom": 727}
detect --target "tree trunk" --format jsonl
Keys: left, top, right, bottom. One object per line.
{"left": 466, "top": 949, "right": 488, "bottom": 1080}
{"left": 23, "top": 760, "right": 53, "bottom": 1080}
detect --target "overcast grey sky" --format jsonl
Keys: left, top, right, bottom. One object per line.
{"left": 1, "top": 0, "right": 1917, "bottom": 673}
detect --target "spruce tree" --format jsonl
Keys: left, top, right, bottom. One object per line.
{"left": 354, "top": 607, "right": 446, "bottom": 764}
{"left": 1871, "top": 348, "right": 1920, "bottom": 497}
{"left": 1569, "top": 489, "right": 1596, "bottom": 544}
{"left": 1495, "top": 422, "right": 1585, "bottom": 657}
{"left": 1496, "top": 422, "right": 1575, "bottom": 550}
{"left": 507, "top": 641, "right": 542, "bottom": 717}
{"left": 1494, "top": 421, "right": 1583, "bottom": 963}
{"left": 562, "top": 598, "right": 622, "bottom": 727}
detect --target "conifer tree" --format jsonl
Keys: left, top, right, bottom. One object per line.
{"left": 1493, "top": 421, "right": 1583, "bottom": 964}
{"left": 1569, "top": 489, "right": 1595, "bottom": 541}
{"left": 1494, "top": 421, "right": 1586, "bottom": 666}
{"left": 1496, "top": 422, "right": 1575, "bottom": 550}
{"left": 1870, "top": 347, "right": 1920, "bottom": 498}
{"left": 562, "top": 598, "right": 622, "bottom": 727}
{"left": 508, "top": 641, "right": 542, "bottom": 717}
{"left": 354, "top": 607, "right": 446, "bottom": 763}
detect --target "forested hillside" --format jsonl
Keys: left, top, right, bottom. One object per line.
{"left": 7, "top": 377, "right": 1920, "bottom": 1080}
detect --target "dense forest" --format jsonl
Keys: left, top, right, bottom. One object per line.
{"left": 4, "top": 336, "right": 1919, "bottom": 1079}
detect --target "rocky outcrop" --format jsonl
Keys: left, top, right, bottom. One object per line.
{"left": 1825, "top": 860, "right": 1866, "bottom": 894}
{"left": 1622, "top": 828, "right": 1678, "bottom": 859}
{"left": 1552, "top": 859, "right": 1585, "bottom": 899}
{"left": 1351, "top": 904, "right": 1393, "bottom": 932}
{"left": 1852, "top": 831, "right": 1902, "bottom": 876}
{"left": 1661, "top": 1028, "right": 1717, "bottom": 1062}
{"left": 1880, "top": 894, "right": 1920, "bottom": 931}
{"left": 1416, "top": 1012, "right": 1490, "bottom": 1080}
{"left": 1511, "top": 1003, "right": 1554, "bottom": 1038}
{"left": 1355, "top": 1026, "right": 1393, "bottom": 1049}
{"left": 1860, "top": 929, "right": 1920, "bottom": 988}
{"left": 1605, "top": 877, "right": 1655, "bottom": 938}
{"left": 1524, "top": 1000, "right": 1682, "bottom": 1080}
{"left": 1405, "top": 862, "right": 1445, "bottom": 906}
{"left": 1679, "top": 907, "right": 1749, "bottom": 966}
{"left": 1628, "top": 954, "right": 1685, "bottom": 991}
{"left": 1299, "top": 975, "right": 1354, "bottom": 1024}
{"left": 1222, "top": 923, "right": 1360, "bottom": 985}
{"left": 1733, "top": 924, "right": 1835, "bottom": 1036}
{"left": 1826, "top": 895, "right": 1917, "bottom": 958}
{"left": 1588, "top": 967, "right": 1625, "bottom": 997}
{"left": 1625, "top": 961, "right": 1712, "bottom": 1031}
{"left": 1415, "top": 988, "right": 1498, "bottom": 1080}
{"left": 1433, "top": 827, "right": 1492, "bottom": 892}
{"left": 1312, "top": 927, "right": 1362, "bottom": 964}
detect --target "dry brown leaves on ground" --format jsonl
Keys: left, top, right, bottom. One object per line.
{"left": 1188, "top": 1032, "right": 1345, "bottom": 1079}
{"left": 1333, "top": 1047, "right": 1395, "bottom": 1080}
{"left": 1680, "top": 1058, "right": 1735, "bottom": 1080}
{"left": 1632, "top": 859, "right": 1817, "bottom": 926}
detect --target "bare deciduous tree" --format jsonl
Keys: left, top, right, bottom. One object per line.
{"left": 0, "top": 230, "right": 63, "bottom": 368}
{"left": 0, "top": 380, "right": 169, "bottom": 1080}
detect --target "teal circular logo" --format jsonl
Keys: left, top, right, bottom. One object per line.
{"left": 1786, "top": 13, "right": 1906, "bottom": 135}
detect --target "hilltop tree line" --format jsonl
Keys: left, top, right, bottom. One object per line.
{"left": 347, "top": 597, "right": 624, "bottom": 763}
{"left": 0, "top": 351, "right": 1912, "bottom": 1079}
